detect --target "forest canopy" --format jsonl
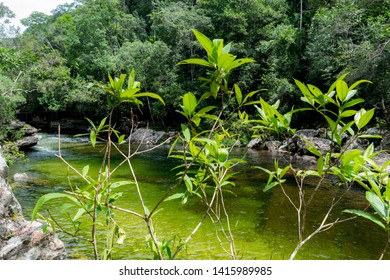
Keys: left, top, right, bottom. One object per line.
{"left": 0, "top": 0, "right": 389, "bottom": 132}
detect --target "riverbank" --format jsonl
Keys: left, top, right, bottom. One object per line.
{"left": 0, "top": 147, "right": 66, "bottom": 260}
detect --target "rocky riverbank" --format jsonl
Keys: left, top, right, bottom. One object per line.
{"left": 247, "top": 127, "right": 390, "bottom": 173}
{"left": 0, "top": 147, "right": 66, "bottom": 260}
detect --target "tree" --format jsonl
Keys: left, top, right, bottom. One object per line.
{"left": 115, "top": 40, "right": 181, "bottom": 124}
{"left": 0, "top": 2, "right": 19, "bottom": 38}
{"left": 305, "top": 0, "right": 390, "bottom": 122}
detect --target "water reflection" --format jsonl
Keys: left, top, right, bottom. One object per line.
{"left": 9, "top": 133, "right": 390, "bottom": 260}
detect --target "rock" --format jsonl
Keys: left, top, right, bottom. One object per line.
{"left": 247, "top": 137, "right": 264, "bottom": 149}
{"left": 264, "top": 140, "right": 282, "bottom": 152}
{"left": 128, "top": 128, "right": 168, "bottom": 145}
{"left": 289, "top": 134, "right": 333, "bottom": 156}
{"left": 0, "top": 147, "right": 7, "bottom": 179}
{"left": 291, "top": 154, "right": 318, "bottom": 169}
{"left": 295, "top": 129, "right": 320, "bottom": 138}
{"left": 14, "top": 134, "right": 40, "bottom": 150}
{"left": 13, "top": 173, "right": 29, "bottom": 182}
{"left": 380, "top": 131, "right": 390, "bottom": 150}
{"left": 373, "top": 152, "right": 390, "bottom": 174}
{"left": 23, "top": 124, "right": 39, "bottom": 136}
{"left": 9, "top": 120, "right": 26, "bottom": 131}
{"left": 0, "top": 152, "right": 66, "bottom": 260}
{"left": 8, "top": 120, "right": 40, "bottom": 150}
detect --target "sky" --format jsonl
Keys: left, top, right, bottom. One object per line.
{"left": 2, "top": 0, "right": 74, "bottom": 30}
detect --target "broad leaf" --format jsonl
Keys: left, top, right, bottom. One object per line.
{"left": 233, "top": 84, "right": 243, "bottom": 105}
{"left": 343, "top": 209, "right": 386, "bottom": 230}
{"left": 182, "top": 92, "right": 197, "bottom": 116}
{"left": 366, "top": 191, "right": 388, "bottom": 220}
{"left": 32, "top": 193, "right": 80, "bottom": 220}
{"left": 192, "top": 29, "right": 214, "bottom": 59}
{"left": 177, "top": 58, "right": 213, "bottom": 68}
{"left": 133, "top": 92, "right": 165, "bottom": 105}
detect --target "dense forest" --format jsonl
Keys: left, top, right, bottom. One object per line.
{"left": 1, "top": 0, "right": 390, "bottom": 261}
{"left": 0, "top": 0, "right": 389, "bottom": 139}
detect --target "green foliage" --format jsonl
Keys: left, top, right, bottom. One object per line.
{"left": 305, "top": 0, "right": 390, "bottom": 121}
{"left": 257, "top": 74, "right": 389, "bottom": 259}
{"left": 100, "top": 69, "right": 165, "bottom": 110}
{"left": 178, "top": 29, "right": 255, "bottom": 98}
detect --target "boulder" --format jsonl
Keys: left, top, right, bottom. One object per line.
{"left": 380, "top": 131, "right": 390, "bottom": 151}
{"left": 264, "top": 140, "right": 282, "bottom": 152}
{"left": 289, "top": 134, "right": 333, "bottom": 156}
{"left": 247, "top": 137, "right": 264, "bottom": 149}
{"left": 8, "top": 120, "right": 40, "bottom": 150}
{"left": 128, "top": 128, "right": 168, "bottom": 145}
{"left": 23, "top": 124, "right": 39, "bottom": 136}
{"left": 373, "top": 152, "right": 390, "bottom": 174}
{"left": 0, "top": 147, "right": 7, "bottom": 179}
{"left": 14, "top": 135, "right": 40, "bottom": 150}
{"left": 0, "top": 151, "right": 66, "bottom": 260}
{"left": 13, "top": 173, "right": 29, "bottom": 182}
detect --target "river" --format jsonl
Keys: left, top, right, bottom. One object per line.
{"left": 9, "top": 133, "right": 389, "bottom": 260}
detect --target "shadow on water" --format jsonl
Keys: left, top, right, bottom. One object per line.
{"left": 9, "top": 133, "right": 390, "bottom": 260}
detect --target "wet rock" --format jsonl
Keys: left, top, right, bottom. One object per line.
{"left": 289, "top": 134, "right": 333, "bottom": 156}
{"left": 247, "top": 137, "right": 264, "bottom": 149}
{"left": 13, "top": 173, "right": 29, "bottom": 182}
{"left": 373, "top": 152, "right": 390, "bottom": 174}
{"left": 295, "top": 129, "right": 320, "bottom": 138}
{"left": 264, "top": 140, "right": 282, "bottom": 152}
{"left": 0, "top": 151, "right": 66, "bottom": 260}
{"left": 9, "top": 120, "right": 40, "bottom": 150}
{"left": 23, "top": 124, "right": 39, "bottom": 136}
{"left": 128, "top": 128, "right": 168, "bottom": 145}
{"left": 14, "top": 135, "right": 40, "bottom": 150}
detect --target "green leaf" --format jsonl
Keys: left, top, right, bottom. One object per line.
{"left": 134, "top": 92, "right": 165, "bottom": 105}
{"left": 340, "top": 150, "right": 361, "bottom": 167}
{"left": 358, "top": 134, "right": 382, "bottom": 139}
{"left": 128, "top": 68, "right": 136, "bottom": 89}
{"left": 72, "top": 208, "right": 86, "bottom": 222}
{"left": 340, "top": 110, "right": 357, "bottom": 118}
{"left": 32, "top": 193, "right": 80, "bottom": 220}
{"left": 336, "top": 80, "right": 349, "bottom": 102}
{"left": 343, "top": 98, "right": 365, "bottom": 109}
{"left": 294, "top": 79, "right": 314, "bottom": 106}
{"left": 263, "top": 181, "right": 279, "bottom": 192}
{"left": 90, "top": 130, "right": 97, "bottom": 147}
{"left": 118, "top": 134, "right": 126, "bottom": 145}
{"left": 224, "top": 58, "right": 255, "bottom": 72}
{"left": 181, "top": 124, "right": 191, "bottom": 142}
{"left": 97, "top": 117, "right": 108, "bottom": 132}
{"left": 82, "top": 165, "right": 90, "bottom": 177}
{"left": 177, "top": 58, "right": 213, "bottom": 68}
{"left": 243, "top": 90, "right": 262, "bottom": 105}
{"left": 366, "top": 191, "right": 388, "bottom": 220}
{"left": 111, "top": 180, "right": 134, "bottom": 189}
{"left": 234, "top": 84, "right": 242, "bottom": 105}
{"left": 183, "top": 175, "right": 193, "bottom": 193}
{"left": 327, "top": 73, "right": 349, "bottom": 95}
{"left": 355, "top": 108, "right": 375, "bottom": 130}
{"left": 348, "top": 79, "right": 372, "bottom": 91}
{"left": 164, "top": 193, "right": 185, "bottom": 202}
{"left": 191, "top": 29, "right": 214, "bottom": 59}
{"left": 183, "top": 92, "right": 197, "bottom": 116}
{"left": 343, "top": 209, "right": 386, "bottom": 230}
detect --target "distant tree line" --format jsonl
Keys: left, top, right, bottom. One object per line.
{"left": 0, "top": 0, "right": 389, "bottom": 134}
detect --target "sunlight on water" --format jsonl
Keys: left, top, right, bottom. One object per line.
{"left": 9, "top": 133, "right": 390, "bottom": 260}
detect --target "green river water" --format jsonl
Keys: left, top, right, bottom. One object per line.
{"left": 9, "top": 133, "right": 390, "bottom": 260}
